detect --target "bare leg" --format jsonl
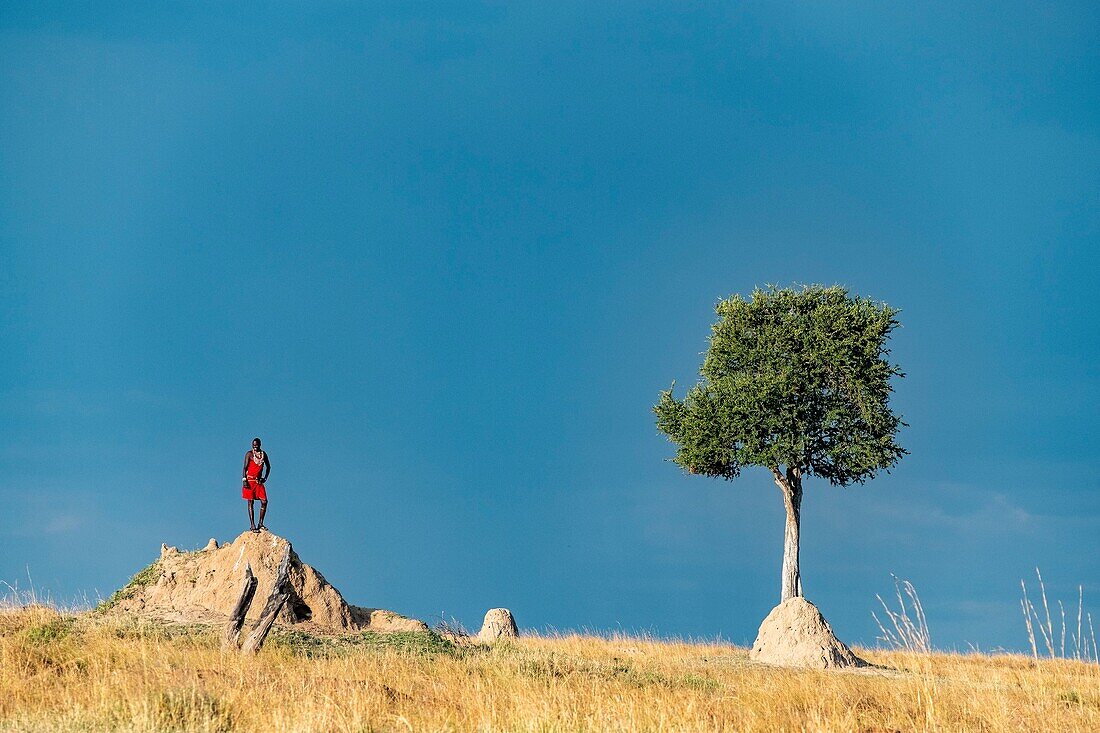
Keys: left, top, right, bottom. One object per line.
{"left": 247, "top": 500, "right": 256, "bottom": 531}
{"left": 258, "top": 500, "right": 268, "bottom": 530}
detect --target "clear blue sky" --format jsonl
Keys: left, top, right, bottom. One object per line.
{"left": 2, "top": 2, "right": 1097, "bottom": 651}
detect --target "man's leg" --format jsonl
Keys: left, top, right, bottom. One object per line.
{"left": 258, "top": 500, "right": 268, "bottom": 530}
{"left": 247, "top": 499, "right": 256, "bottom": 530}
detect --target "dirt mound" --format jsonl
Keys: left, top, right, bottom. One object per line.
{"left": 750, "top": 597, "right": 866, "bottom": 669}
{"left": 106, "top": 531, "right": 427, "bottom": 634}
{"left": 478, "top": 608, "right": 518, "bottom": 642}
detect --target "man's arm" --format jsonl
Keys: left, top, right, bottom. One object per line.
{"left": 261, "top": 452, "right": 271, "bottom": 482}
{"left": 242, "top": 453, "right": 251, "bottom": 483}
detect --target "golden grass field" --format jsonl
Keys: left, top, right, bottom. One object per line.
{"left": 2, "top": 605, "right": 1098, "bottom": 732}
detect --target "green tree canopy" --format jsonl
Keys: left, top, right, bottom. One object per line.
{"left": 655, "top": 284, "right": 906, "bottom": 483}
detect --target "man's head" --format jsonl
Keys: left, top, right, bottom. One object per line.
{"left": 252, "top": 437, "right": 262, "bottom": 450}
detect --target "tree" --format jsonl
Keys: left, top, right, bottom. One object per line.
{"left": 654, "top": 285, "right": 906, "bottom": 603}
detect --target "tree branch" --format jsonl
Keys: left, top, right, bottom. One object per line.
{"left": 770, "top": 466, "right": 788, "bottom": 491}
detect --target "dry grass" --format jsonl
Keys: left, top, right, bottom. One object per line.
{"left": 873, "top": 576, "right": 931, "bottom": 654}
{"left": 1021, "top": 568, "right": 1098, "bottom": 663}
{"left": 2, "top": 606, "right": 1099, "bottom": 732}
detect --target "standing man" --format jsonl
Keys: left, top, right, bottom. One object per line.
{"left": 242, "top": 437, "right": 271, "bottom": 533}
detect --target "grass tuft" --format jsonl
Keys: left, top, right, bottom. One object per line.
{"left": 149, "top": 688, "right": 234, "bottom": 733}
{"left": 94, "top": 560, "right": 163, "bottom": 614}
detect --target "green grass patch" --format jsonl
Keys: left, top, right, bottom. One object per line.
{"left": 517, "top": 654, "right": 720, "bottom": 690}
{"left": 95, "top": 560, "right": 163, "bottom": 613}
{"left": 22, "top": 615, "right": 77, "bottom": 645}
{"left": 106, "top": 619, "right": 220, "bottom": 647}
{"left": 614, "top": 668, "right": 720, "bottom": 691}
{"left": 272, "top": 629, "right": 461, "bottom": 659}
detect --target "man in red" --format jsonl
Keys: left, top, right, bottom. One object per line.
{"left": 242, "top": 437, "right": 271, "bottom": 533}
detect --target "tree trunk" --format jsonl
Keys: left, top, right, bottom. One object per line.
{"left": 222, "top": 562, "right": 258, "bottom": 650}
{"left": 772, "top": 467, "right": 803, "bottom": 603}
{"left": 241, "top": 542, "right": 293, "bottom": 654}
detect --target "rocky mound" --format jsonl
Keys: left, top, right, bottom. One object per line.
{"left": 750, "top": 597, "right": 866, "bottom": 669}
{"left": 105, "top": 531, "right": 427, "bottom": 634}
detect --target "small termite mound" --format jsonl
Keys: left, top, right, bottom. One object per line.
{"left": 478, "top": 608, "right": 518, "bottom": 642}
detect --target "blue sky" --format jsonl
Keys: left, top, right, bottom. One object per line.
{"left": 1, "top": 2, "right": 1097, "bottom": 651}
